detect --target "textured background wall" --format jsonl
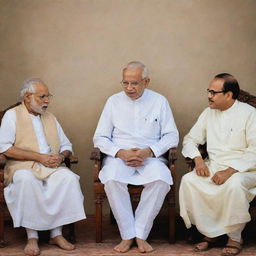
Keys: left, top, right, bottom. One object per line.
{"left": 0, "top": 0, "right": 256, "bottom": 214}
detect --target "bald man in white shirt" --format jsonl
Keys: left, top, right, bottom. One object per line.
{"left": 93, "top": 61, "right": 179, "bottom": 253}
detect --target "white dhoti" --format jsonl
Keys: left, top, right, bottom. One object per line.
{"left": 179, "top": 170, "right": 256, "bottom": 239}
{"left": 4, "top": 168, "right": 86, "bottom": 230}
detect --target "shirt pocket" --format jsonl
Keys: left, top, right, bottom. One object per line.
{"left": 139, "top": 117, "right": 160, "bottom": 139}
{"left": 228, "top": 128, "right": 247, "bottom": 150}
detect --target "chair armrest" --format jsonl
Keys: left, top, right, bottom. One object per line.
{"left": 0, "top": 154, "right": 6, "bottom": 169}
{"left": 0, "top": 154, "right": 6, "bottom": 183}
{"left": 168, "top": 147, "right": 178, "bottom": 165}
{"left": 67, "top": 154, "right": 78, "bottom": 164}
{"left": 64, "top": 154, "right": 78, "bottom": 168}
{"left": 90, "top": 147, "right": 105, "bottom": 182}
{"left": 90, "top": 147, "right": 105, "bottom": 161}
{"left": 185, "top": 157, "right": 195, "bottom": 172}
{"left": 166, "top": 147, "right": 178, "bottom": 186}
{"left": 185, "top": 144, "right": 208, "bottom": 171}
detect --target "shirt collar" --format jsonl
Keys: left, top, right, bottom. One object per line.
{"left": 125, "top": 89, "right": 149, "bottom": 103}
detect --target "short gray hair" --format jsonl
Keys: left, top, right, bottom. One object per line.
{"left": 20, "top": 78, "right": 46, "bottom": 98}
{"left": 124, "top": 61, "right": 149, "bottom": 79}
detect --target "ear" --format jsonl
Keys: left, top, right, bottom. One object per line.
{"left": 145, "top": 78, "right": 150, "bottom": 87}
{"left": 226, "top": 91, "right": 233, "bottom": 100}
{"left": 23, "top": 92, "right": 31, "bottom": 103}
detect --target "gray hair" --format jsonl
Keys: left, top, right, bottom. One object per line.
{"left": 20, "top": 78, "right": 46, "bottom": 98}
{"left": 124, "top": 61, "right": 149, "bottom": 79}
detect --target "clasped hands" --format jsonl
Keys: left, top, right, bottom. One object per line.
{"left": 116, "top": 147, "right": 153, "bottom": 167}
{"left": 39, "top": 153, "right": 64, "bottom": 168}
{"left": 194, "top": 156, "right": 237, "bottom": 185}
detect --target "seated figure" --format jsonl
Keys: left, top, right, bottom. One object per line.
{"left": 93, "top": 61, "right": 179, "bottom": 253}
{"left": 0, "top": 78, "right": 86, "bottom": 256}
{"left": 179, "top": 73, "right": 256, "bottom": 256}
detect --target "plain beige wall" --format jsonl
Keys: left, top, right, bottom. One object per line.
{"left": 0, "top": 0, "right": 256, "bottom": 214}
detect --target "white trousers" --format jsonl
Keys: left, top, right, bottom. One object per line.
{"left": 26, "top": 226, "right": 62, "bottom": 239}
{"left": 4, "top": 168, "right": 86, "bottom": 230}
{"left": 104, "top": 180, "right": 170, "bottom": 240}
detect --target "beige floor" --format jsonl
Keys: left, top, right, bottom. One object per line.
{"left": 1, "top": 216, "right": 256, "bottom": 256}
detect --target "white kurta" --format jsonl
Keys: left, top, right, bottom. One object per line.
{"left": 0, "top": 109, "right": 86, "bottom": 230}
{"left": 93, "top": 89, "right": 179, "bottom": 185}
{"left": 179, "top": 100, "right": 256, "bottom": 238}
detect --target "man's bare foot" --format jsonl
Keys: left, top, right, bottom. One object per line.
{"left": 194, "top": 236, "right": 217, "bottom": 252}
{"left": 114, "top": 239, "right": 134, "bottom": 253}
{"left": 221, "top": 238, "right": 242, "bottom": 256}
{"left": 24, "top": 238, "right": 40, "bottom": 256}
{"left": 136, "top": 238, "right": 154, "bottom": 253}
{"left": 49, "top": 235, "right": 75, "bottom": 250}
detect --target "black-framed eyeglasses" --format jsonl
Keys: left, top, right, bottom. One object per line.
{"left": 120, "top": 79, "right": 144, "bottom": 87}
{"left": 33, "top": 94, "right": 53, "bottom": 100}
{"left": 207, "top": 89, "right": 225, "bottom": 97}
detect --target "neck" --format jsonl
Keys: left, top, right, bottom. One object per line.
{"left": 221, "top": 99, "right": 236, "bottom": 111}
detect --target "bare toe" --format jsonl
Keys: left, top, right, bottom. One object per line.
{"left": 24, "top": 238, "right": 40, "bottom": 256}
{"left": 49, "top": 235, "right": 75, "bottom": 250}
{"left": 221, "top": 239, "right": 242, "bottom": 256}
{"left": 136, "top": 238, "right": 154, "bottom": 253}
{"left": 114, "top": 239, "right": 133, "bottom": 253}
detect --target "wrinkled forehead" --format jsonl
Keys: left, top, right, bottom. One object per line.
{"left": 34, "top": 83, "right": 49, "bottom": 94}
{"left": 123, "top": 67, "right": 143, "bottom": 79}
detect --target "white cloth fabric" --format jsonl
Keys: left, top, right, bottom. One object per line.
{"left": 179, "top": 100, "right": 256, "bottom": 238}
{"left": 50, "top": 226, "right": 62, "bottom": 238}
{"left": 26, "top": 226, "right": 63, "bottom": 239}
{"left": 0, "top": 108, "right": 72, "bottom": 154}
{"left": 0, "top": 109, "right": 86, "bottom": 230}
{"left": 26, "top": 228, "right": 39, "bottom": 239}
{"left": 104, "top": 180, "right": 170, "bottom": 240}
{"left": 93, "top": 89, "right": 179, "bottom": 185}
{"left": 227, "top": 223, "right": 246, "bottom": 243}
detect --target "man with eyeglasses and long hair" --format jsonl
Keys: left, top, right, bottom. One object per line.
{"left": 93, "top": 61, "right": 179, "bottom": 253}
{"left": 179, "top": 73, "right": 256, "bottom": 256}
{"left": 0, "top": 78, "right": 86, "bottom": 256}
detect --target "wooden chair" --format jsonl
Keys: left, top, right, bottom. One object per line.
{"left": 90, "top": 147, "right": 177, "bottom": 243}
{"left": 0, "top": 102, "right": 78, "bottom": 247}
{"left": 185, "top": 89, "right": 256, "bottom": 217}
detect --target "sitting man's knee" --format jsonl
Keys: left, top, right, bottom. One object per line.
{"left": 57, "top": 169, "right": 78, "bottom": 183}
{"left": 13, "top": 169, "right": 35, "bottom": 183}
{"left": 104, "top": 180, "right": 126, "bottom": 191}
{"left": 226, "top": 173, "right": 244, "bottom": 190}
{"left": 150, "top": 180, "right": 170, "bottom": 191}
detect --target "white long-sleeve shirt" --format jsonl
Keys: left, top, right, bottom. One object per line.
{"left": 182, "top": 100, "right": 256, "bottom": 172}
{"left": 93, "top": 89, "right": 179, "bottom": 157}
{"left": 0, "top": 108, "right": 72, "bottom": 154}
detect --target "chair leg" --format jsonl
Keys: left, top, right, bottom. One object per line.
{"left": 95, "top": 195, "right": 103, "bottom": 243}
{"left": 67, "top": 223, "right": 76, "bottom": 244}
{"left": 0, "top": 203, "right": 7, "bottom": 248}
{"left": 168, "top": 191, "right": 175, "bottom": 243}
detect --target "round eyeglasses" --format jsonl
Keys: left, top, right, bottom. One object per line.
{"left": 120, "top": 79, "right": 144, "bottom": 87}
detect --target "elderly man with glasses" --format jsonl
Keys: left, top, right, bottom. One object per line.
{"left": 179, "top": 73, "right": 256, "bottom": 256}
{"left": 93, "top": 61, "right": 179, "bottom": 253}
{"left": 0, "top": 78, "right": 86, "bottom": 256}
